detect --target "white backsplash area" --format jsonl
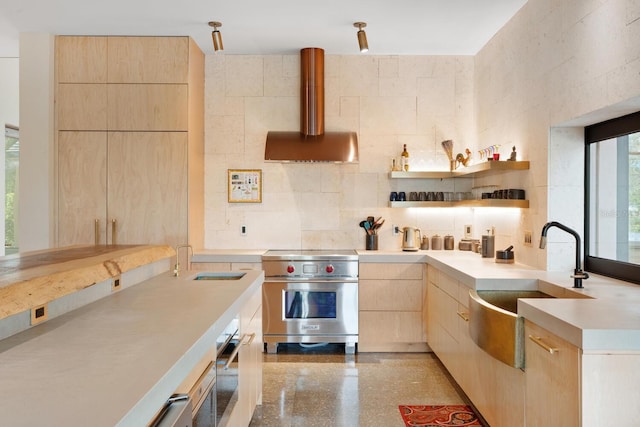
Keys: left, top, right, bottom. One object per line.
{"left": 202, "top": 0, "right": 640, "bottom": 272}
{"left": 203, "top": 54, "right": 483, "bottom": 252}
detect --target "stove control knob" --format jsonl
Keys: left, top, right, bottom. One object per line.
{"left": 326, "top": 264, "right": 334, "bottom": 273}
{"left": 287, "top": 265, "right": 295, "bottom": 274}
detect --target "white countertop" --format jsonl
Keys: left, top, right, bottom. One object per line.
{"left": 359, "top": 249, "right": 640, "bottom": 352}
{"left": 193, "top": 248, "right": 640, "bottom": 352}
{"left": 0, "top": 268, "right": 264, "bottom": 426}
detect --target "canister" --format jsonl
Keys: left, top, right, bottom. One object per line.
{"left": 420, "top": 235, "right": 429, "bottom": 250}
{"left": 444, "top": 235, "right": 454, "bottom": 250}
{"left": 481, "top": 234, "right": 495, "bottom": 258}
{"left": 431, "top": 234, "right": 443, "bottom": 250}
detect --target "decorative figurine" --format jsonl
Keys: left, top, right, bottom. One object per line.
{"left": 455, "top": 148, "right": 472, "bottom": 167}
{"left": 508, "top": 146, "right": 517, "bottom": 161}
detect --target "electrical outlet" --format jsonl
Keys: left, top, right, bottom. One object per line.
{"left": 112, "top": 275, "right": 122, "bottom": 292}
{"left": 393, "top": 225, "right": 400, "bottom": 235}
{"left": 31, "top": 304, "right": 48, "bottom": 325}
{"left": 524, "top": 231, "right": 532, "bottom": 246}
{"left": 464, "top": 224, "right": 473, "bottom": 239}
{"left": 241, "top": 225, "right": 247, "bottom": 235}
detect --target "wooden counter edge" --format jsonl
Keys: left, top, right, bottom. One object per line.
{"left": 0, "top": 245, "right": 174, "bottom": 320}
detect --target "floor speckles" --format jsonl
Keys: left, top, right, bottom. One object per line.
{"left": 250, "top": 345, "right": 467, "bottom": 426}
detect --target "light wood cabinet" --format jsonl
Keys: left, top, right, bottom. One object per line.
{"left": 55, "top": 36, "right": 204, "bottom": 253}
{"left": 524, "top": 320, "right": 640, "bottom": 427}
{"left": 57, "top": 131, "right": 107, "bottom": 246}
{"left": 56, "top": 36, "right": 107, "bottom": 83}
{"left": 524, "top": 320, "right": 580, "bottom": 427}
{"left": 107, "top": 36, "right": 189, "bottom": 83}
{"left": 107, "top": 84, "right": 189, "bottom": 131}
{"left": 56, "top": 84, "right": 108, "bottom": 130}
{"left": 107, "top": 132, "right": 188, "bottom": 245}
{"left": 358, "top": 262, "right": 427, "bottom": 352}
{"left": 427, "top": 265, "right": 525, "bottom": 427}
{"left": 222, "top": 286, "right": 262, "bottom": 426}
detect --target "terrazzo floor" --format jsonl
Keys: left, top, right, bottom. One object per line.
{"left": 249, "top": 344, "right": 470, "bottom": 426}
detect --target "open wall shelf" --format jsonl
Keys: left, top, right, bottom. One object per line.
{"left": 389, "top": 160, "right": 530, "bottom": 179}
{"left": 389, "top": 199, "right": 529, "bottom": 208}
{"left": 389, "top": 160, "right": 530, "bottom": 208}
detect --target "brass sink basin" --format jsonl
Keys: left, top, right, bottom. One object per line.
{"left": 469, "top": 289, "right": 555, "bottom": 369}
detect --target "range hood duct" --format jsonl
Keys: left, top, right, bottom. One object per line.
{"left": 264, "top": 48, "right": 359, "bottom": 163}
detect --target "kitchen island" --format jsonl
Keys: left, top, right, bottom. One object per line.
{"left": 0, "top": 249, "right": 264, "bottom": 426}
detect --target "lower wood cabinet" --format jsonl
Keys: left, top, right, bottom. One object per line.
{"left": 427, "top": 265, "right": 525, "bottom": 427}
{"left": 524, "top": 320, "right": 579, "bottom": 427}
{"left": 222, "top": 285, "right": 263, "bottom": 426}
{"left": 358, "top": 262, "right": 427, "bottom": 352}
{"left": 525, "top": 319, "right": 640, "bottom": 427}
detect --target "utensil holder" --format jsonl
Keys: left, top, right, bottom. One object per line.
{"left": 365, "top": 234, "right": 378, "bottom": 250}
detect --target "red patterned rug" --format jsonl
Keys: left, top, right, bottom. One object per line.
{"left": 399, "top": 405, "right": 482, "bottom": 426}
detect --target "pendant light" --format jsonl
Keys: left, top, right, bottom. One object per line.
{"left": 208, "top": 21, "right": 223, "bottom": 52}
{"left": 353, "top": 22, "right": 368, "bottom": 53}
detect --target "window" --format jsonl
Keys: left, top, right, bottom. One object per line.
{"left": 585, "top": 111, "right": 640, "bottom": 285}
{"left": 5, "top": 125, "right": 19, "bottom": 255}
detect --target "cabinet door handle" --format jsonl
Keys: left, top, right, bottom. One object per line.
{"left": 223, "top": 333, "right": 254, "bottom": 370}
{"left": 243, "top": 332, "right": 256, "bottom": 346}
{"left": 111, "top": 219, "right": 117, "bottom": 245}
{"left": 94, "top": 219, "right": 100, "bottom": 245}
{"left": 528, "top": 335, "right": 559, "bottom": 354}
{"left": 457, "top": 311, "right": 469, "bottom": 322}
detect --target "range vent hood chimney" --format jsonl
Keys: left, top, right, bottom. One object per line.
{"left": 264, "top": 48, "right": 359, "bottom": 163}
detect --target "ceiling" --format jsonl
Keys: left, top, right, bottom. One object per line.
{"left": 0, "top": 0, "right": 527, "bottom": 57}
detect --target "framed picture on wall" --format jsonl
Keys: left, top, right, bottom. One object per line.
{"left": 228, "top": 169, "right": 262, "bottom": 203}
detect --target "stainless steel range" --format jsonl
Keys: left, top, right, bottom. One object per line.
{"left": 261, "top": 250, "right": 358, "bottom": 354}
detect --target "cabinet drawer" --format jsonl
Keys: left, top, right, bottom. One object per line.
{"left": 438, "top": 270, "right": 458, "bottom": 299}
{"left": 359, "top": 279, "right": 423, "bottom": 311}
{"left": 107, "top": 84, "right": 188, "bottom": 131}
{"left": 359, "top": 263, "right": 423, "bottom": 280}
{"left": 359, "top": 311, "right": 423, "bottom": 343}
{"left": 57, "top": 84, "right": 107, "bottom": 130}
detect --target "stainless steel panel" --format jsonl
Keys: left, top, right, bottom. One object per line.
{"left": 262, "top": 281, "right": 358, "bottom": 337}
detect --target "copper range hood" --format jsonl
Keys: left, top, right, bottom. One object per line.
{"left": 264, "top": 48, "right": 359, "bottom": 163}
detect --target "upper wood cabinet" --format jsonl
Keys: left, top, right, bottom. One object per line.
{"left": 107, "top": 84, "right": 189, "bottom": 131}
{"left": 56, "top": 36, "right": 107, "bottom": 83}
{"left": 57, "top": 84, "right": 108, "bottom": 130}
{"left": 56, "top": 36, "right": 189, "bottom": 84}
{"left": 107, "top": 37, "right": 190, "bottom": 83}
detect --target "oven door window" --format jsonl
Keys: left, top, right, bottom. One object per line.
{"left": 284, "top": 291, "right": 336, "bottom": 319}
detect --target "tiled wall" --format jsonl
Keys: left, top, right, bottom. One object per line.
{"left": 204, "top": 55, "right": 486, "bottom": 251}
{"left": 203, "top": 0, "right": 640, "bottom": 269}
{"left": 475, "top": 0, "right": 640, "bottom": 270}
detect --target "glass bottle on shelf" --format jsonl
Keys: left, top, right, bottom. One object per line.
{"left": 401, "top": 144, "right": 409, "bottom": 171}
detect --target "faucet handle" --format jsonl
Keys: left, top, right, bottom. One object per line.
{"left": 571, "top": 270, "right": 589, "bottom": 280}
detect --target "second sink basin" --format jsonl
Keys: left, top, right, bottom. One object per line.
{"left": 469, "top": 289, "right": 556, "bottom": 369}
{"left": 193, "top": 272, "right": 246, "bottom": 281}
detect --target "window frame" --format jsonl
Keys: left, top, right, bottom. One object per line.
{"left": 584, "top": 110, "right": 640, "bottom": 285}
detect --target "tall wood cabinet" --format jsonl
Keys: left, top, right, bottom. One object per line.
{"left": 55, "top": 36, "right": 204, "bottom": 252}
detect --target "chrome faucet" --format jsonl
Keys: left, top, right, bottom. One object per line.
{"left": 174, "top": 244, "right": 193, "bottom": 277}
{"left": 539, "top": 221, "right": 589, "bottom": 288}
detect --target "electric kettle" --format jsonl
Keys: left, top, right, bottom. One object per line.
{"left": 402, "top": 227, "right": 422, "bottom": 251}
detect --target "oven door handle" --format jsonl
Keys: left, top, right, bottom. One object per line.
{"left": 264, "top": 279, "right": 358, "bottom": 286}
{"left": 222, "top": 333, "right": 256, "bottom": 370}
